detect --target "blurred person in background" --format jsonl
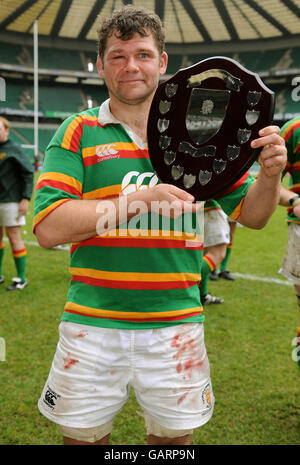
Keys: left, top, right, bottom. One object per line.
{"left": 0, "top": 116, "right": 34, "bottom": 290}
{"left": 278, "top": 117, "right": 300, "bottom": 371}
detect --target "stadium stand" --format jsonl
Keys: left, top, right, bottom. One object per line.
{"left": 0, "top": 41, "right": 299, "bottom": 166}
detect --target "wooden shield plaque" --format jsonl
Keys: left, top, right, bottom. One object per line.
{"left": 147, "top": 56, "right": 275, "bottom": 201}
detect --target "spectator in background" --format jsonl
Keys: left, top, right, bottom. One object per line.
{"left": 200, "top": 200, "right": 229, "bottom": 304}
{"left": 210, "top": 217, "right": 238, "bottom": 282}
{"left": 0, "top": 116, "right": 34, "bottom": 290}
{"left": 278, "top": 117, "right": 300, "bottom": 370}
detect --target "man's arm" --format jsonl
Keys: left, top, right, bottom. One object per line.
{"left": 238, "top": 126, "right": 287, "bottom": 229}
{"left": 35, "top": 184, "right": 198, "bottom": 248}
{"left": 16, "top": 144, "right": 34, "bottom": 201}
{"left": 279, "top": 186, "right": 300, "bottom": 219}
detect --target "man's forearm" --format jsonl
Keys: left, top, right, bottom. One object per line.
{"left": 238, "top": 172, "right": 281, "bottom": 229}
{"left": 35, "top": 199, "right": 103, "bottom": 248}
{"left": 35, "top": 184, "right": 198, "bottom": 248}
{"left": 279, "top": 186, "right": 299, "bottom": 207}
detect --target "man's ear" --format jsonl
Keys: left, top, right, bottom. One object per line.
{"left": 160, "top": 51, "right": 168, "bottom": 76}
{"left": 97, "top": 55, "right": 104, "bottom": 78}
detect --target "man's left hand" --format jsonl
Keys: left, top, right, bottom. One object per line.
{"left": 18, "top": 198, "right": 29, "bottom": 217}
{"left": 251, "top": 125, "right": 287, "bottom": 177}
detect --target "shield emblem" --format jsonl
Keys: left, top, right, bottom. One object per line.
{"left": 159, "top": 100, "right": 171, "bottom": 114}
{"left": 186, "top": 88, "right": 230, "bottom": 145}
{"left": 157, "top": 118, "right": 170, "bottom": 133}
{"left": 147, "top": 56, "right": 275, "bottom": 201}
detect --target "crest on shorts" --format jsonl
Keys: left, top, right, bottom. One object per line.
{"left": 201, "top": 383, "right": 212, "bottom": 409}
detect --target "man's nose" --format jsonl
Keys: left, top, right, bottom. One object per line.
{"left": 125, "top": 56, "right": 139, "bottom": 72}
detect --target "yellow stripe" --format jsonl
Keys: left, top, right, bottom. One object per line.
{"left": 281, "top": 119, "right": 300, "bottom": 139}
{"left": 33, "top": 199, "right": 71, "bottom": 229}
{"left": 61, "top": 116, "right": 82, "bottom": 150}
{"left": 37, "top": 172, "right": 82, "bottom": 192}
{"left": 65, "top": 301, "right": 201, "bottom": 319}
{"left": 290, "top": 182, "right": 300, "bottom": 190}
{"left": 61, "top": 115, "right": 98, "bottom": 150}
{"left": 229, "top": 197, "right": 245, "bottom": 221}
{"left": 82, "top": 141, "right": 140, "bottom": 159}
{"left": 98, "top": 229, "right": 203, "bottom": 241}
{"left": 289, "top": 161, "right": 300, "bottom": 168}
{"left": 70, "top": 267, "right": 200, "bottom": 283}
{"left": 13, "top": 250, "right": 27, "bottom": 258}
{"left": 294, "top": 142, "right": 300, "bottom": 154}
{"left": 83, "top": 185, "right": 122, "bottom": 199}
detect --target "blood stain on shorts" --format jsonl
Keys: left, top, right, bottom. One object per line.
{"left": 171, "top": 333, "right": 204, "bottom": 380}
{"left": 75, "top": 329, "right": 88, "bottom": 338}
{"left": 178, "top": 390, "right": 190, "bottom": 405}
{"left": 63, "top": 352, "right": 79, "bottom": 369}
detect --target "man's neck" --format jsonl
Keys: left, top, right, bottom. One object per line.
{"left": 109, "top": 98, "right": 151, "bottom": 143}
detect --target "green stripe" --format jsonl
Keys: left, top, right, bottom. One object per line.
{"left": 67, "top": 280, "right": 201, "bottom": 313}
{"left": 71, "top": 245, "right": 203, "bottom": 273}
{"left": 61, "top": 311, "right": 204, "bottom": 329}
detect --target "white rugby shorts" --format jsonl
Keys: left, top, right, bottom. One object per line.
{"left": 204, "top": 208, "right": 230, "bottom": 248}
{"left": 38, "top": 321, "right": 214, "bottom": 431}
{"left": 279, "top": 223, "right": 300, "bottom": 285}
{"left": 0, "top": 202, "right": 26, "bottom": 227}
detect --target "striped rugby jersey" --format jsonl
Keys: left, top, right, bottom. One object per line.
{"left": 33, "top": 101, "right": 254, "bottom": 329}
{"left": 280, "top": 117, "right": 300, "bottom": 225}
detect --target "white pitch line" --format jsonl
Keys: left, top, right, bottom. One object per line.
{"left": 232, "top": 272, "right": 292, "bottom": 286}
{"left": 4, "top": 237, "right": 70, "bottom": 251}
{"left": 7, "top": 238, "right": 293, "bottom": 286}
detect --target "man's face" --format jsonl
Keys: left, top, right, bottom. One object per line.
{"left": 0, "top": 120, "right": 9, "bottom": 143}
{"left": 97, "top": 31, "right": 167, "bottom": 106}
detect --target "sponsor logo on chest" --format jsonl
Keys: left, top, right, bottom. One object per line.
{"left": 95, "top": 144, "right": 120, "bottom": 162}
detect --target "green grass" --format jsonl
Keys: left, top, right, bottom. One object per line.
{"left": 0, "top": 174, "right": 299, "bottom": 445}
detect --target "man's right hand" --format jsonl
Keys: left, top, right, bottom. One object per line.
{"left": 143, "top": 183, "right": 201, "bottom": 218}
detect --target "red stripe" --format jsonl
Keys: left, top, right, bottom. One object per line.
{"left": 13, "top": 248, "right": 26, "bottom": 255}
{"left": 216, "top": 172, "right": 249, "bottom": 198}
{"left": 69, "top": 122, "right": 83, "bottom": 153}
{"left": 68, "top": 117, "right": 99, "bottom": 152}
{"left": 36, "top": 179, "right": 82, "bottom": 198}
{"left": 83, "top": 149, "right": 149, "bottom": 167}
{"left": 294, "top": 142, "right": 300, "bottom": 153}
{"left": 71, "top": 275, "right": 197, "bottom": 290}
{"left": 84, "top": 155, "right": 116, "bottom": 167}
{"left": 287, "top": 187, "right": 300, "bottom": 197}
{"left": 282, "top": 121, "right": 300, "bottom": 142}
{"left": 289, "top": 165, "right": 300, "bottom": 172}
{"left": 203, "top": 255, "right": 215, "bottom": 270}
{"left": 118, "top": 149, "right": 149, "bottom": 159}
{"left": 70, "top": 237, "right": 203, "bottom": 253}
{"left": 64, "top": 309, "right": 202, "bottom": 322}
{"left": 33, "top": 198, "right": 72, "bottom": 233}
{"left": 83, "top": 118, "right": 100, "bottom": 127}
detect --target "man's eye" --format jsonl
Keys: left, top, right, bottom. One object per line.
{"left": 140, "top": 53, "right": 148, "bottom": 58}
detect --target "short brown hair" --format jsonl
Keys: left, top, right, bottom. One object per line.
{"left": 0, "top": 116, "right": 10, "bottom": 130}
{"left": 97, "top": 5, "right": 165, "bottom": 60}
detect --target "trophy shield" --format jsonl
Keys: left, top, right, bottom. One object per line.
{"left": 147, "top": 56, "right": 275, "bottom": 201}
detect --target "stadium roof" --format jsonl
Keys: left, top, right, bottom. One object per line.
{"left": 0, "top": 0, "right": 300, "bottom": 52}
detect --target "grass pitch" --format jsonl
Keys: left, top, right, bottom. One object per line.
{"left": 0, "top": 175, "right": 299, "bottom": 445}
